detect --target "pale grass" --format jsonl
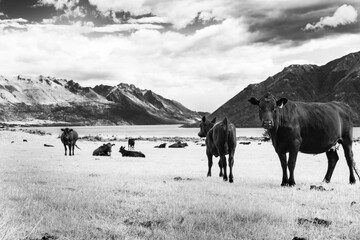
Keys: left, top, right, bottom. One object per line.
{"left": 1, "top": 130, "right": 360, "bottom": 239}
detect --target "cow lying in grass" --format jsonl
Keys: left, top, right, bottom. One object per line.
{"left": 119, "top": 146, "right": 145, "bottom": 158}
{"left": 93, "top": 143, "right": 115, "bottom": 156}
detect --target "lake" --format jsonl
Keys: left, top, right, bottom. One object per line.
{"left": 20, "top": 125, "right": 265, "bottom": 138}
{"left": 19, "top": 125, "right": 360, "bottom": 139}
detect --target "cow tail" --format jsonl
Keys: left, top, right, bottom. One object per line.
{"left": 353, "top": 161, "right": 360, "bottom": 181}
{"left": 223, "top": 117, "right": 229, "bottom": 153}
{"left": 75, "top": 144, "right": 81, "bottom": 150}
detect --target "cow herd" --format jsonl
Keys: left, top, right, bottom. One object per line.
{"left": 60, "top": 92, "right": 360, "bottom": 187}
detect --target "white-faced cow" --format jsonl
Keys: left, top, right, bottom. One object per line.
{"left": 60, "top": 128, "right": 79, "bottom": 156}
{"left": 198, "top": 116, "right": 237, "bottom": 183}
{"left": 93, "top": 143, "right": 115, "bottom": 156}
{"left": 249, "top": 92, "right": 360, "bottom": 186}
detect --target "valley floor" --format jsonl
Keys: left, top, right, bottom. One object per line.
{"left": 1, "top": 129, "right": 360, "bottom": 239}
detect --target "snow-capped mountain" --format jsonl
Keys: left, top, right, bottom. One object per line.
{"left": 0, "top": 75, "right": 200, "bottom": 125}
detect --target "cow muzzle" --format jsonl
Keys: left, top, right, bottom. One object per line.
{"left": 262, "top": 120, "right": 273, "bottom": 129}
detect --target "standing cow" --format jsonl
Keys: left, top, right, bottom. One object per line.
{"left": 249, "top": 92, "right": 360, "bottom": 186}
{"left": 128, "top": 138, "right": 135, "bottom": 150}
{"left": 198, "top": 116, "right": 237, "bottom": 183}
{"left": 61, "top": 128, "right": 79, "bottom": 156}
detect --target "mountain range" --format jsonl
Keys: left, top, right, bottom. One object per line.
{"left": 0, "top": 75, "right": 201, "bottom": 125}
{"left": 208, "top": 51, "right": 360, "bottom": 127}
{"left": 1, "top": 51, "right": 360, "bottom": 127}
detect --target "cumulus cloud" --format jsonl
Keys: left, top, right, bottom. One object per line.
{"left": 1, "top": 0, "right": 360, "bottom": 111}
{"left": 0, "top": 18, "right": 28, "bottom": 31}
{"left": 128, "top": 16, "right": 168, "bottom": 24}
{"left": 36, "top": 0, "right": 80, "bottom": 10}
{"left": 304, "top": 4, "right": 358, "bottom": 31}
{"left": 88, "top": 0, "right": 151, "bottom": 15}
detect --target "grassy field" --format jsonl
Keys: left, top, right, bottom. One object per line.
{"left": 1, "top": 130, "right": 360, "bottom": 240}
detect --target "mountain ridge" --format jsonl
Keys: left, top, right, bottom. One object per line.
{"left": 0, "top": 75, "right": 201, "bottom": 125}
{"left": 207, "top": 51, "right": 360, "bottom": 127}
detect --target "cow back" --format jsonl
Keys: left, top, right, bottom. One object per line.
{"left": 274, "top": 101, "right": 353, "bottom": 154}
{"left": 207, "top": 121, "right": 236, "bottom": 156}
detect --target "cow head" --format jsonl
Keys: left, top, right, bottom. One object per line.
{"left": 61, "top": 128, "right": 73, "bottom": 141}
{"left": 119, "top": 146, "right": 126, "bottom": 153}
{"left": 198, "top": 116, "right": 216, "bottom": 137}
{"left": 248, "top": 93, "right": 288, "bottom": 129}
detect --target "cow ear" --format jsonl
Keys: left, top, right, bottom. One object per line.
{"left": 211, "top": 117, "right": 216, "bottom": 124}
{"left": 248, "top": 97, "right": 260, "bottom": 105}
{"left": 61, "top": 128, "right": 65, "bottom": 131}
{"left": 277, "top": 98, "right": 288, "bottom": 108}
{"left": 69, "top": 129, "right": 73, "bottom": 132}
{"left": 202, "top": 116, "right": 206, "bottom": 122}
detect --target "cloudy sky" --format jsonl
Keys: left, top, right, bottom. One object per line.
{"left": 0, "top": 0, "right": 359, "bottom": 112}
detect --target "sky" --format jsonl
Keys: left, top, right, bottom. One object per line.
{"left": 0, "top": 0, "right": 359, "bottom": 112}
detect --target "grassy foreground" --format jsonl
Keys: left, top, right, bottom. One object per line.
{"left": 1, "top": 130, "right": 360, "bottom": 240}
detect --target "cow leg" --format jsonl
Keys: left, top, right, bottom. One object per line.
{"left": 63, "top": 144, "right": 67, "bottom": 156}
{"left": 206, "top": 151, "right": 213, "bottom": 177}
{"left": 218, "top": 160, "right": 223, "bottom": 177}
{"left": 323, "top": 149, "right": 339, "bottom": 183}
{"left": 278, "top": 153, "right": 288, "bottom": 186}
{"left": 228, "top": 151, "right": 235, "bottom": 183}
{"left": 221, "top": 155, "right": 228, "bottom": 181}
{"left": 342, "top": 140, "right": 356, "bottom": 184}
{"left": 288, "top": 146, "right": 300, "bottom": 187}
{"left": 71, "top": 144, "right": 75, "bottom": 156}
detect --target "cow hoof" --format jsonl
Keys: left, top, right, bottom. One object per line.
{"left": 207, "top": 174, "right": 211, "bottom": 177}
{"left": 323, "top": 178, "right": 330, "bottom": 183}
{"left": 350, "top": 177, "right": 356, "bottom": 184}
{"left": 229, "top": 178, "right": 233, "bottom": 183}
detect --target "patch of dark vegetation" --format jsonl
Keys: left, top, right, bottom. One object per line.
{"left": 115, "top": 189, "right": 145, "bottom": 197}
{"left": 297, "top": 217, "right": 332, "bottom": 227}
{"left": 25, "top": 233, "right": 58, "bottom": 240}
{"left": 310, "top": 185, "right": 334, "bottom": 191}
{"left": 292, "top": 237, "right": 307, "bottom": 240}
{"left": 174, "top": 177, "right": 192, "bottom": 181}
{"left": 123, "top": 219, "right": 165, "bottom": 229}
{"left": 34, "top": 181, "right": 47, "bottom": 185}
{"left": 88, "top": 173, "right": 100, "bottom": 177}
{"left": 20, "top": 129, "right": 50, "bottom": 136}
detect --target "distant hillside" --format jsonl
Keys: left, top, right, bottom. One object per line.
{"left": 208, "top": 51, "right": 360, "bottom": 127}
{"left": 0, "top": 75, "right": 200, "bottom": 125}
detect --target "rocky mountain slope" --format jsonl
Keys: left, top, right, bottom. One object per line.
{"left": 0, "top": 75, "right": 200, "bottom": 125}
{"left": 208, "top": 51, "right": 360, "bottom": 127}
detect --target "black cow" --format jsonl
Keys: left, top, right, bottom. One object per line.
{"left": 93, "top": 143, "right": 115, "bottom": 156}
{"left": 60, "top": 128, "right": 79, "bottom": 156}
{"left": 119, "top": 146, "right": 145, "bottom": 158}
{"left": 128, "top": 138, "right": 135, "bottom": 150}
{"left": 198, "top": 116, "right": 237, "bottom": 183}
{"left": 249, "top": 92, "right": 360, "bottom": 186}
